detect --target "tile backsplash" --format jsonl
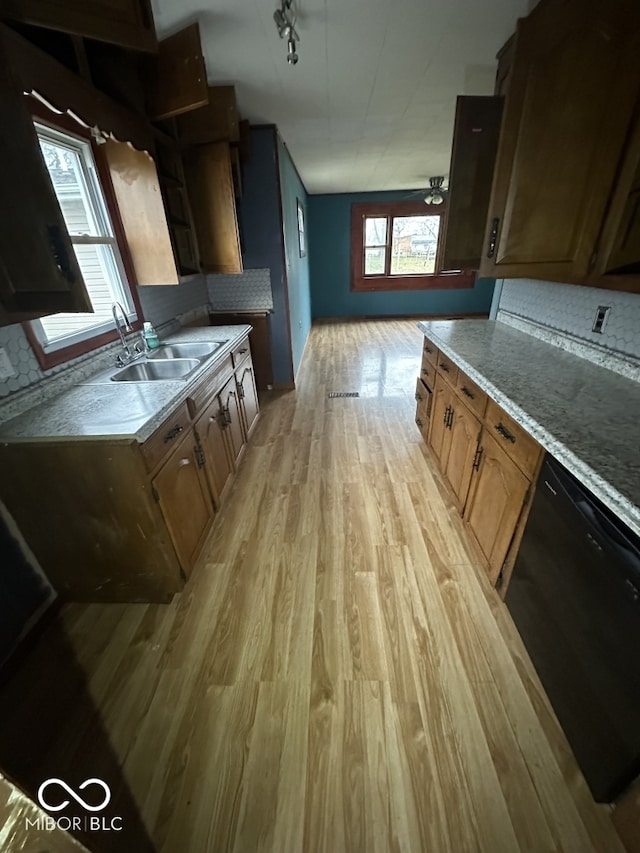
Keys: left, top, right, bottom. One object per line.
{"left": 0, "top": 277, "right": 209, "bottom": 400}
{"left": 207, "top": 269, "right": 273, "bottom": 311}
{"left": 498, "top": 278, "right": 640, "bottom": 361}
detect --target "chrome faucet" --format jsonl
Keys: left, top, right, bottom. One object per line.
{"left": 112, "top": 301, "right": 133, "bottom": 365}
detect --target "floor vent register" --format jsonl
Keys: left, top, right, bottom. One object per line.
{"left": 327, "top": 392, "right": 360, "bottom": 398}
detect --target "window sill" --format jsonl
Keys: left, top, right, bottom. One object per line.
{"left": 351, "top": 271, "right": 477, "bottom": 292}
{"left": 24, "top": 321, "right": 142, "bottom": 371}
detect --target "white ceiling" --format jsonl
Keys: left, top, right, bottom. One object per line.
{"left": 150, "top": 0, "right": 532, "bottom": 195}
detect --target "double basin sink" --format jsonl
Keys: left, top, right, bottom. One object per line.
{"left": 109, "top": 341, "right": 227, "bottom": 383}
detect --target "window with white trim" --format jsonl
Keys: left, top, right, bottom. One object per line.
{"left": 30, "top": 123, "right": 136, "bottom": 353}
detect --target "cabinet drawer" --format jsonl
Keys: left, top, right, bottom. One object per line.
{"left": 422, "top": 337, "right": 438, "bottom": 368}
{"left": 231, "top": 337, "right": 251, "bottom": 367}
{"left": 455, "top": 372, "right": 488, "bottom": 420}
{"left": 485, "top": 399, "right": 542, "bottom": 478}
{"left": 419, "top": 351, "right": 437, "bottom": 388}
{"left": 187, "top": 354, "right": 234, "bottom": 417}
{"left": 436, "top": 351, "right": 458, "bottom": 386}
{"left": 141, "top": 402, "right": 192, "bottom": 473}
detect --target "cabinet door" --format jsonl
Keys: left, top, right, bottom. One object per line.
{"left": 195, "top": 396, "right": 234, "bottom": 506}
{"left": 236, "top": 362, "right": 260, "bottom": 439}
{"left": 464, "top": 430, "right": 530, "bottom": 584}
{"left": 441, "top": 96, "right": 503, "bottom": 271}
{"left": 144, "top": 23, "right": 208, "bottom": 120}
{"left": 479, "top": 0, "right": 640, "bottom": 283}
{"left": 428, "top": 374, "right": 454, "bottom": 467}
{"left": 103, "top": 139, "right": 180, "bottom": 286}
{"left": 219, "top": 375, "right": 245, "bottom": 465}
{"left": 183, "top": 142, "right": 243, "bottom": 274}
{"left": 414, "top": 377, "right": 431, "bottom": 442}
{"left": 0, "top": 35, "right": 90, "bottom": 321}
{"left": 152, "top": 431, "right": 214, "bottom": 577}
{"left": 444, "top": 402, "right": 481, "bottom": 511}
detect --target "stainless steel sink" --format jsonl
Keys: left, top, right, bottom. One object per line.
{"left": 111, "top": 358, "right": 201, "bottom": 382}
{"left": 148, "top": 341, "right": 227, "bottom": 360}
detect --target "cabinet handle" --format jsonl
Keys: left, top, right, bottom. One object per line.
{"left": 460, "top": 386, "right": 475, "bottom": 399}
{"left": 424, "top": 344, "right": 433, "bottom": 354}
{"left": 222, "top": 405, "right": 232, "bottom": 426}
{"left": 163, "top": 424, "right": 184, "bottom": 443}
{"left": 439, "top": 362, "right": 450, "bottom": 373}
{"left": 472, "top": 446, "right": 484, "bottom": 471}
{"left": 194, "top": 444, "right": 206, "bottom": 469}
{"left": 443, "top": 404, "right": 451, "bottom": 426}
{"left": 487, "top": 217, "right": 500, "bottom": 258}
{"left": 495, "top": 422, "right": 516, "bottom": 443}
{"left": 238, "top": 348, "right": 248, "bottom": 355}
{"left": 416, "top": 417, "right": 423, "bottom": 428}
{"left": 446, "top": 407, "right": 454, "bottom": 429}
{"left": 237, "top": 381, "right": 245, "bottom": 400}
{"left": 421, "top": 367, "right": 429, "bottom": 375}
{"left": 415, "top": 390, "right": 423, "bottom": 402}
{"left": 47, "top": 225, "right": 74, "bottom": 282}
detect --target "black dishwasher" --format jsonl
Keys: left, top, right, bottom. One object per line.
{"left": 505, "top": 454, "right": 640, "bottom": 802}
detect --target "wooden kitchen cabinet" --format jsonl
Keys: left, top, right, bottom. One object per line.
{"left": 154, "top": 138, "right": 201, "bottom": 277}
{"left": 463, "top": 430, "right": 531, "bottom": 585}
{"left": 194, "top": 395, "right": 234, "bottom": 506}
{"left": 152, "top": 428, "right": 214, "bottom": 576}
{"left": 0, "top": 29, "right": 91, "bottom": 325}
{"left": 143, "top": 23, "right": 208, "bottom": 121}
{"left": 414, "top": 377, "right": 431, "bottom": 441}
{"left": 183, "top": 141, "right": 243, "bottom": 274}
{"left": 428, "top": 372, "right": 481, "bottom": 511}
{"left": 0, "top": 337, "right": 260, "bottom": 601}
{"left": 418, "top": 332, "right": 542, "bottom": 586}
{"left": 1, "top": 0, "right": 157, "bottom": 53}
{"left": 479, "top": 0, "right": 640, "bottom": 289}
{"left": 236, "top": 359, "right": 260, "bottom": 439}
{"left": 441, "top": 96, "right": 503, "bottom": 271}
{"left": 177, "top": 85, "right": 240, "bottom": 146}
{"left": 103, "top": 138, "right": 181, "bottom": 285}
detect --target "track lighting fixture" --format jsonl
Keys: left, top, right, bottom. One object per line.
{"left": 274, "top": 0, "right": 300, "bottom": 65}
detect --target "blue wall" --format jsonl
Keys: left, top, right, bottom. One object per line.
{"left": 277, "top": 137, "right": 311, "bottom": 378}
{"left": 237, "top": 127, "right": 292, "bottom": 385}
{"left": 308, "top": 191, "right": 495, "bottom": 318}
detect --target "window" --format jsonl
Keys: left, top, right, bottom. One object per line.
{"left": 351, "top": 201, "right": 475, "bottom": 291}
{"left": 29, "top": 122, "right": 136, "bottom": 356}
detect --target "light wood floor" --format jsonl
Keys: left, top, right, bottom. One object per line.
{"left": 0, "top": 319, "right": 625, "bottom": 853}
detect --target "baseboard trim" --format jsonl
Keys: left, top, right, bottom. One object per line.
{"left": 312, "top": 312, "right": 490, "bottom": 323}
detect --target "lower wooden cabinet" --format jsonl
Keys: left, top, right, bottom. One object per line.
{"left": 152, "top": 428, "right": 214, "bottom": 576}
{"left": 194, "top": 394, "right": 234, "bottom": 506}
{"left": 463, "top": 430, "right": 530, "bottom": 584}
{"left": 0, "top": 335, "right": 260, "bottom": 602}
{"left": 414, "top": 377, "right": 431, "bottom": 441}
{"left": 236, "top": 359, "right": 260, "bottom": 438}
{"left": 417, "top": 333, "right": 542, "bottom": 587}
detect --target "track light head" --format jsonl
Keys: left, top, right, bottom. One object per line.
{"left": 287, "top": 36, "right": 298, "bottom": 65}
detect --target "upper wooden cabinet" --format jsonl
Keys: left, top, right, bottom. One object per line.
{"left": 103, "top": 139, "right": 180, "bottom": 285}
{"left": 183, "top": 142, "right": 243, "bottom": 274}
{"left": 177, "top": 85, "right": 240, "bottom": 146}
{"left": 0, "top": 0, "right": 157, "bottom": 52}
{"left": 0, "top": 31, "right": 91, "bottom": 324}
{"left": 143, "top": 23, "right": 208, "bottom": 121}
{"left": 441, "top": 96, "right": 503, "bottom": 271}
{"left": 478, "top": 0, "right": 640, "bottom": 291}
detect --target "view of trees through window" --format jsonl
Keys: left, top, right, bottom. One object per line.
{"left": 364, "top": 214, "right": 440, "bottom": 276}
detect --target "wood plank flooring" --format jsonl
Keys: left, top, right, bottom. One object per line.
{"left": 0, "top": 319, "right": 625, "bottom": 853}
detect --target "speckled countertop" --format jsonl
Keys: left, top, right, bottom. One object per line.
{"left": 0, "top": 325, "right": 251, "bottom": 443}
{"left": 418, "top": 319, "right": 640, "bottom": 538}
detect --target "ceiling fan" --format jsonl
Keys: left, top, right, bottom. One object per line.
{"left": 405, "top": 176, "right": 448, "bottom": 205}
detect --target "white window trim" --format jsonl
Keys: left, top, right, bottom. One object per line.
{"left": 30, "top": 122, "right": 136, "bottom": 355}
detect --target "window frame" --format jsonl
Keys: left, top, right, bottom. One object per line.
{"left": 350, "top": 200, "right": 476, "bottom": 292}
{"left": 23, "top": 108, "right": 143, "bottom": 371}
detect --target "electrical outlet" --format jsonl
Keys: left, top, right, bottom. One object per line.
{"left": 592, "top": 306, "right": 610, "bottom": 334}
{"left": 0, "top": 347, "right": 16, "bottom": 380}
